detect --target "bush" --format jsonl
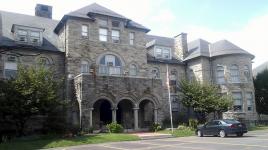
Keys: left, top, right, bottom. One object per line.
{"left": 150, "top": 123, "right": 162, "bottom": 132}
{"left": 188, "top": 119, "right": 198, "bottom": 129}
{"left": 177, "top": 124, "right": 190, "bottom": 130}
{"left": 106, "top": 122, "right": 123, "bottom": 133}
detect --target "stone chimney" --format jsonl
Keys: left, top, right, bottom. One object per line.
{"left": 35, "top": 4, "right": 52, "bottom": 19}
{"left": 174, "top": 33, "right": 188, "bottom": 60}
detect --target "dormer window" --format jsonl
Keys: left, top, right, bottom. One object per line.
{"left": 12, "top": 24, "right": 43, "bottom": 46}
{"left": 17, "top": 29, "right": 28, "bottom": 42}
{"left": 112, "top": 21, "right": 120, "bottom": 28}
{"left": 154, "top": 46, "right": 171, "bottom": 59}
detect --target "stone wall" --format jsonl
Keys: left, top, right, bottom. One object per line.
{"left": 74, "top": 74, "right": 166, "bottom": 129}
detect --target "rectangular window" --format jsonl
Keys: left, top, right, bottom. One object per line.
{"left": 99, "top": 19, "right": 108, "bottom": 26}
{"left": 111, "top": 30, "right": 120, "bottom": 43}
{"left": 155, "top": 48, "right": 162, "bottom": 58}
{"left": 232, "top": 92, "right": 243, "bottom": 112}
{"left": 17, "top": 29, "right": 28, "bottom": 42}
{"left": 129, "top": 32, "right": 134, "bottom": 45}
{"left": 99, "top": 28, "right": 108, "bottom": 42}
{"left": 29, "top": 31, "right": 40, "bottom": 44}
{"left": 171, "top": 95, "right": 179, "bottom": 111}
{"left": 216, "top": 66, "right": 225, "bottom": 84}
{"left": 246, "top": 92, "right": 253, "bottom": 111}
{"left": 81, "top": 25, "right": 88, "bottom": 37}
{"left": 162, "top": 49, "right": 170, "bottom": 59}
{"left": 4, "top": 56, "right": 17, "bottom": 79}
{"left": 112, "top": 21, "right": 120, "bottom": 27}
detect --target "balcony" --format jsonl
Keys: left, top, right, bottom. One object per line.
{"left": 98, "top": 65, "right": 122, "bottom": 76}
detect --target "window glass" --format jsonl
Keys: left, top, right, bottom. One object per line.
{"left": 30, "top": 31, "right": 40, "bottom": 44}
{"left": 230, "top": 65, "right": 240, "bottom": 83}
{"left": 4, "top": 56, "right": 17, "bottom": 79}
{"left": 216, "top": 66, "right": 225, "bottom": 84}
{"left": 129, "top": 32, "right": 134, "bottom": 45}
{"left": 244, "top": 65, "right": 251, "bottom": 82}
{"left": 81, "top": 25, "right": 88, "bottom": 37}
{"left": 99, "top": 55, "right": 122, "bottom": 75}
{"left": 81, "top": 60, "right": 89, "bottom": 73}
{"left": 111, "top": 30, "right": 120, "bottom": 43}
{"left": 17, "top": 29, "right": 28, "bottom": 42}
{"left": 129, "top": 64, "right": 137, "bottom": 76}
{"left": 162, "top": 49, "right": 170, "bottom": 59}
{"left": 155, "top": 48, "right": 162, "bottom": 58}
{"left": 232, "top": 92, "right": 243, "bottom": 112}
{"left": 246, "top": 92, "right": 253, "bottom": 111}
{"left": 99, "top": 28, "right": 108, "bottom": 42}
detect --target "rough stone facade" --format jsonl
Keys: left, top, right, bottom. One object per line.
{"left": 0, "top": 3, "right": 258, "bottom": 132}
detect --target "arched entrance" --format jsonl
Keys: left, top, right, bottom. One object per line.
{"left": 117, "top": 99, "right": 134, "bottom": 129}
{"left": 93, "top": 99, "right": 112, "bottom": 129}
{"left": 139, "top": 100, "right": 155, "bottom": 128}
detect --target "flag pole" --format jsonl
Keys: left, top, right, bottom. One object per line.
{"left": 166, "top": 64, "right": 174, "bottom": 133}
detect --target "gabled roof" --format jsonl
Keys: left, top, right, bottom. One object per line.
{"left": 145, "top": 34, "right": 174, "bottom": 48}
{"left": 184, "top": 39, "right": 254, "bottom": 61}
{"left": 0, "top": 10, "right": 63, "bottom": 52}
{"left": 54, "top": 3, "right": 150, "bottom": 34}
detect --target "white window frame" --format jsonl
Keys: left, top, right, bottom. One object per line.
{"left": 111, "top": 30, "right": 120, "bottom": 43}
{"left": 246, "top": 92, "right": 253, "bottom": 111}
{"left": 154, "top": 46, "right": 171, "bottom": 59}
{"left": 81, "top": 25, "right": 88, "bottom": 37}
{"left": 216, "top": 65, "right": 225, "bottom": 84}
{"left": 14, "top": 25, "right": 43, "bottom": 46}
{"left": 4, "top": 55, "right": 17, "bottom": 79}
{"left": 129, "top": 32, "right": 135, "bottom": 45}
{"left": 99, "top": 28, "right": 108, "bottom": 42}
{"left": 244, "top": 65, "right": 251, "bottom": 82}
{"left": 232, "top": 92, "right": 243, "bottom": 112}
{"left": 81, "top": 60, "right": 89, "bottom": 73}
{"left": 230, "top": 65, "right": 240, "bottom": 83}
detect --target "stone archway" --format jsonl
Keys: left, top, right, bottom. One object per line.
{"left": 93, "top": 99, "right": 113, "bottom": 129}
{"left": 139, "top": 100, "right": 155, "bottom": 128}
{"left": 116, "top": 99, "right": 135, "bottom": 129}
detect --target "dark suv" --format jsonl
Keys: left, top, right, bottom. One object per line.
{"left": 196, "top": 119, "right": 247, "bottom": 138}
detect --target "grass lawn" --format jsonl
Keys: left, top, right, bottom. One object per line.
{"left": 249, "top": 125, "right": 268, "bottom": 131}
{"left": 158, "top": 128, "right": 195, "bottom": 137}
{"left": 0, "top": 133, "right": 140, "bottom": 150}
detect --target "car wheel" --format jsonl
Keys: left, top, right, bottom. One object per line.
{"left": 197, "top": 130, "right": 203, "bottom": 137}
{"left": 237, "top": 133, "right": 243, "bottom": 137}
{"left": 219, "top": 130, "right": 226, "bottom": 138}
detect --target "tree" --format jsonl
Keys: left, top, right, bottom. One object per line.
{"left": 0, "top": 64, "right": 63, "bottom": 136}
{"left": 254, "top": 69, "right": 268, "bottom": 115}
{"left": 178, "top": 79, "right": 231, "bottom": 122}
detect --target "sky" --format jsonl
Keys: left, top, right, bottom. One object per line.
{"left": 0, "top": 0, "right": 268, "bottom": 68}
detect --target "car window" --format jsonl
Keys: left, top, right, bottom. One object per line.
{"left": 213, "top": 121, "right": 220, "bottom": 125}
{"left": 223, "top": 119, "right": 240, "bottom": 124}
{"left": 206, "top": 122, "right": 214, "bottom": 126}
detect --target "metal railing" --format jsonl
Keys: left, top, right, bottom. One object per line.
{"left": 98, "top": 65, "right": 122, "bottom": 76}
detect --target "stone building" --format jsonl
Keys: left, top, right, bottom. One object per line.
{"left": 0, "top": 3, "right": 257, "bottom": 131}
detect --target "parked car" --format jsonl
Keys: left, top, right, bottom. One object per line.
{"left": 196, "top": 119, "right": 247, "bottom": 138}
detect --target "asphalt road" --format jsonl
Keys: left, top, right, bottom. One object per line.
{"left": 52, "top": 130, "right": 268, "bottom": 150}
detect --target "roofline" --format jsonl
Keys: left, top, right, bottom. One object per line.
{"left": 184, "top": 53, "right": 255, "bottom": 62}
{"left": 0, "top": 45, "right": 64, "bottom": 53}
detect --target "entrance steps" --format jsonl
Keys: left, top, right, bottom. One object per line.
{"left": 132, "top": 132, "right": 173, "bottom": 140}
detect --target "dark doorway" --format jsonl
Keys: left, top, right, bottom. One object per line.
{"left": 117, "top": 100, "right": 134, "bottom": 129}
{"left": 93, "top": 99, "right": 112, "bottom": 129}
{"left": 139, "top": 100, "right": 154, "bottom": 128}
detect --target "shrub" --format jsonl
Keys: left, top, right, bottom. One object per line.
{"left": 106, "top": 122, "right": 123, "bottom": 133}
{"left": 177, "top": 124, "right": 189, "bottom": 130}
{"left": 188, "top": 119, "right": 198, "bottom": 129}
{"left": 150, "top": 123, "right": 162, "bottom": 132}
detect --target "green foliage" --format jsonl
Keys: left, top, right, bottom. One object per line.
{"left": 254, "top": 69, "right": 268, "bottom": 115}
{"left": 150, "top": 123, "right": 162, "bottom": 132}
{"left": 188, "top": 119, "right": 198, "bottom": 129}
{"left": 106, "top": 122, "right": 123, "bottom": 133}
{"left": 179, "top": 79, "right": 232, "bottom": 121}
{"left": 0, "top": 64, "right": 63, "bottom": 137}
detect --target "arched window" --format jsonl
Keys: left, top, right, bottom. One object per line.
{"left": 81, "top": 60, "right": 89, "bottom": 73}
{"left": 151, "top": 67, "right": 160, "bottom": 78}
{"left": 129, "top": 64, "right": 137, "bottom": 76}
{"left": 244, "top": 65, "right": 251, "bottom": 82}
{"left": 216, "top": 66, "right": 225, "bottom": 84}
{"left": 99, "top": 54, "right": 122, "bottom": 75}
{"left": 230, "top": 65, "right": 240, "bottom": 83}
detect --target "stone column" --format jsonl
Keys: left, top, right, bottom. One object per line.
{"left": 89, "top": 108, "right": 94, "bottom": 127}
{"left": 154, "top": 108, "right": 158, "bottom": 124}
{"left": 133, "top": 107, "right": 139, "bottom": 130}
{"left": 112, "top": 108, "right": 117, "bottom": 123}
